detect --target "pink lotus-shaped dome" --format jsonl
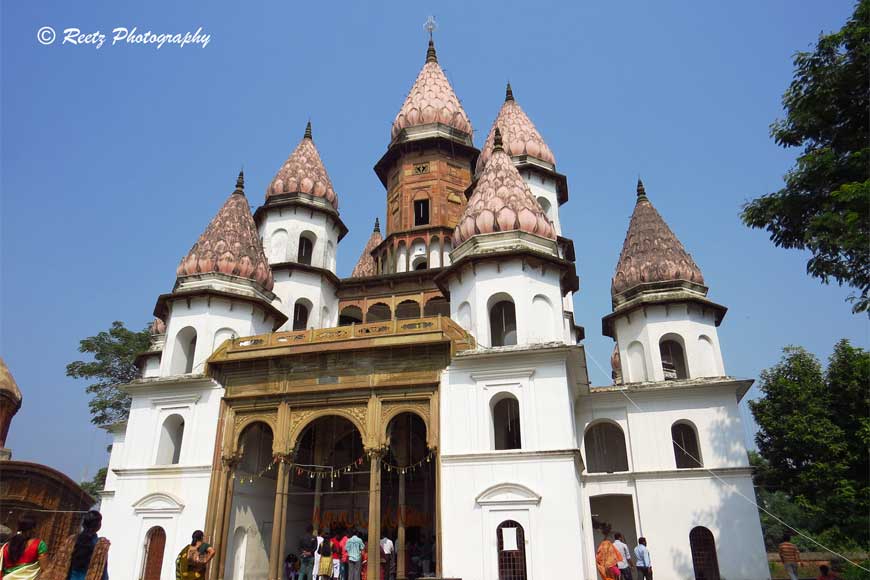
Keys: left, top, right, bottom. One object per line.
{"left": 453, "top": 128, "right": 556, "bottom": 245}
{"left": 177, "top": 172, "right": 275, "bottom": 292}
{"left": 391, "top": 40, "right": 472, "bottom": 141}
{"left": 476, "top": 84, "right": 556, "bottom": 175}
{"left": 267, "top": 122, "right": 339, "bottom": 210}
{"left": 611, "top": 180, "right": 705, "bottom": 296}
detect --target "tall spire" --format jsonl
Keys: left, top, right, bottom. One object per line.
{"left": 636, "top": 177, "right": 647, "bottom": 201}
{"left": 373, "top": 217, "right": 381, "bottom": 233}
{"left": 611, "top": 180, "right": 704, "bottom": 296}
{"left": 304, "top": 120, "right": 312, "bottom": 140}
{"left": 505, "top": 82, "right": 514, "bottom": 102}
{"left": 235, "top": 169, "right": 245, "bottom": 194}
{"left": 426, "top": 39, "right": 438, "bottom": 63}
{"left": 351, "top": 219, "right": 384, "bottom": 278}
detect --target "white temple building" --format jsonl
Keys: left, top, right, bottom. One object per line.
{"left": 97, "top": 37, "right": 770, "bottom": 580}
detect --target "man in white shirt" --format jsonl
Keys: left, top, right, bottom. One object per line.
{"left": 380, "top": 532, "right": 395, "bottom": 580}
{"left": 613, "top": 533, "right": 633, "bottom": 580}
{"left": 634, "top": 536, "right": 652, "bottom": 580}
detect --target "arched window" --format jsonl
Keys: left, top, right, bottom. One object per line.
{"left": 689, "top": 526, "right": 721, "bottom": 580}
{"left": 456, "top": 301, "right": 471, "bottom": 330}
{"left": 660, "top": 336, "right": 688, "bottom": 380}
{"left": 530, "top": 295, "right": 553, "bottom": 343}
{"left": 293, "top": 299, "right": 311, "bottom": 331}
{"left": 697, "top": 335, "right": 717, "bottom": 376}
{"left": 489, "top": 297, "right": 517, "bottom": 347}
{"left": 141, "top": 526, "right": 166, "bottom": 580}
{"left": 170, "top": 327, "right": 197, "bottom": 375}
{"left": 412, "top": 257, "right": 428, "bottom": 270}
{"left": 496, "top": 520, "right": 527, "bottom": 580}
{"left": 156, "top": 414, "right": 184, "bottom": 465}
{"left": 395, "top": 300, "right": 421, "bottom": 319}
{"left": 423, "top": 296, "right": 450, "bottom": 317}
{"left": 492, "top": 396, "right": 521, "bottom": 450}
{"left": 339, "top": 306, "right": 363, "bottom": 326}
{"left": 414, "top": 198, "right": 430, "bottom": 226}
{"left": 584, "top": 422, "right": 629, "bottom": 473}
{"left": 297, "top": 233, "right": 315, "bottom": 265}
{"left": 537, "top": 196, "right": 552, "bottom": 221}
{"left": 270, "top": 229, "right": 288, "bottom": 262}
{"left": 672, "top": 421, "right": 702, "bottom": 468}
{"left": 366, "top": 303, "right": 391, "bottom": 322}
{"left": 212, "top": 327, "right": 237, "bottom": 352}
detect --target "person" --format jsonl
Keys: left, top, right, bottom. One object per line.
{"left": 338, "top": 529, "right": 349, "bottom": 580}
{"left": 330, "top": 533, "right": 341, "bottom": 580}
{"left": 613, "top": 533, "right": 633, "bottom": 580}
{"left": 379, "top": 532, "right": 394, "bottom": 580}
{"left": 313, "top": 529, "right": 325, "bottom": 580}
{"left": 0, "top": 515, "right": 48, "bottom": 579}
{"left": 317, "top": 532, "right": 333, "bottom": 580}
{"left": 595, "top": 525, "right": 623, "bottom": 580}
{"left": 778, "top": 533, "right": 801, "bottom": 580}
{"left": 634, "top": 537, "right": 652, "bottom": 580}
{"left": 285, "top": 553, "right": 300, "bottom": 580}
{"left": 345, "top": 530, "right": 364, "bottom": 580}
{"left": 44, "top": 510, "right": 110, "bottom": 580}
{"left": 299, "top": 525, "right": 318, "bottom": 580}
{"left": 175, "top": 530, "right": 215, "bottom": 580}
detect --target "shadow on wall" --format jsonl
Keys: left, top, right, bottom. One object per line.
{"left": 707, "top": 411, "right": 749, "bottom": 468}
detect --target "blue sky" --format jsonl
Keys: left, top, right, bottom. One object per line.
{"left": 2, "top": 0, "right": 866, "bottom": 482}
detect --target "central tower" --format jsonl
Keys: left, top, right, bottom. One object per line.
{"left": 372, "top": 38, "right": 479, "bottom": 274}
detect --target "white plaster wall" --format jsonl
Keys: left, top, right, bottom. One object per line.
{"left": 522, "top": 171, "right": 562, "bottom": 236}
{"left": 447, "top": 259, "right": 568, "bottom": 347}
{"left": 440, "top": 455, "right": 585, "bottom": 580}
{"left": 159, "top": 297, "right": 276, "bottom": 377}
{"left": 100, "top": 379, "right": 223, "bottom": 579}
{"left": 614, "top": 303, "right": 726, "bottom": 382}
{"left": 441, "top": 354, "right": 577, "bottom": 455}
{"left": 271, "top": 269, "right": 338, "bottom": 331}
{"left": 258, "top": 205, "right": 340, "bottom": 273}
{"left": 578, "top": 386, "right": 750, "bottom": 473}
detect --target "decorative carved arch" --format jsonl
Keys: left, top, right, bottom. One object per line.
{"left": 133, "top": 491, "right": 186, "bottom": 515}
{"left": 287, "top": 408, "right": 368, "bottom": 452}
{"left": 475, "top": 482, "right": 541, "bottom": 506}
{"left": 233, "top": 416, "right": 276, "bottom": 454}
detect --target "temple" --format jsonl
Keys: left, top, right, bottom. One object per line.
{"left": 97, "top": 37, "right": 770, "bottom": 580}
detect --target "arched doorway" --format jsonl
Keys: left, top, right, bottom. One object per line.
{"left": 496, "top": 520, "right": 527, "bottom": 580}
{"left": 382, "top": 412, "right": 435, "bottom": 579}
{"left": 141, "top": 525, "right": 166, "bottom": 580}
{"left": 689, "top": 526, "right": 721, "bottom": 580}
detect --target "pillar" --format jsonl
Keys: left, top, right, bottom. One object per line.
{"left": 367, "top": 449, "right": 383, "bottom": 580}
{"left": 269, "top": 459, "right": 289, "bottom": 580}
{"left": 397, "top": 472, "right": 406, "bottom": 579}
{"left": 214, "top": 459, "right": 237, "bottom": 580}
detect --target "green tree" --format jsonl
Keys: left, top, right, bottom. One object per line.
{"left": 741, "top": 1, "right": 870, "bottom": 313}
{"left": 79, "top": 467, "right": 107, "bottom": 501}
{"left": 749, "top": 340, "right": 870, "bottom": 547}
{"left": 66, "top": 321, "right": 151, "bottom": 427}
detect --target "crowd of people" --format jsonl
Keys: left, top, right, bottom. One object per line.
{"left": 595, "top": 526, "right": 652, "bottom": 580}
{"left": 286, "top": 525, "right": 432, "bottom": 580}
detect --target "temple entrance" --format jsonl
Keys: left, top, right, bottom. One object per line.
{"left": 286, "top": 415, "right": 369, "bottom": 542}
{"left": 590, "top": 494, "right": 638, "bottom": 548}
{"left": 381, "top": 412, "right": 436, "bottom": 580}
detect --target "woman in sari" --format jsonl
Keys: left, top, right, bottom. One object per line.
{"left": 316, "top": 533, "right": 333, "bottom": 580}
{"left": 595, "top": 525, "right": 623, "bottom": 580}
{"left": 42, "top": 510, "right": 109, "bottom": 580}
{"left": 0, "top": 516, "right": 48, "bottom": 579}
{"left": 175, "top": 531, "right": 215, "bottom": 580}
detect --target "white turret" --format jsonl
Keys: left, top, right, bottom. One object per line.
{"left": 256, "top": 122, "right": 346, "bottom": 331}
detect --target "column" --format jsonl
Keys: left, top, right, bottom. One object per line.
{"left": 397, "top": 472, "right": 406, "bottom": 580}
{"left": 367, "top": 449, "right": 383, "bottom": 580}
{"left": 214, "top": 458, "right": 237, "bottom": 580}
{"left": 269, "top": 459, "right": 289, "bottom": 580}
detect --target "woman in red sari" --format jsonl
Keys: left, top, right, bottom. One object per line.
{"left": 0, "top": 515, "right": 49, "bottom": 579}
{"left": 595, "top": 525, "right": 623, "bottom": 580}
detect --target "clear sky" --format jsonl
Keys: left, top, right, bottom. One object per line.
{"left": 2, "top": 0, "right": 866, "bottom": 483}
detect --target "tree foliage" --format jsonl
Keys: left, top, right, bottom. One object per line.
{"left": 741, "top": 1, "right": 870, "bottom": 313}
{"left": 749, "top": 340, "right": 870, "bottom": 548}
{"left": 66, "top": 321, "right": 151, "bottom": 427}
{"left": 79, "top": 467, "right": 107, "bottom": 501}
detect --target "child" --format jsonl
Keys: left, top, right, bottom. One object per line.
{"left": 285, "top": 553, "right": 300, "bottom": 580}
